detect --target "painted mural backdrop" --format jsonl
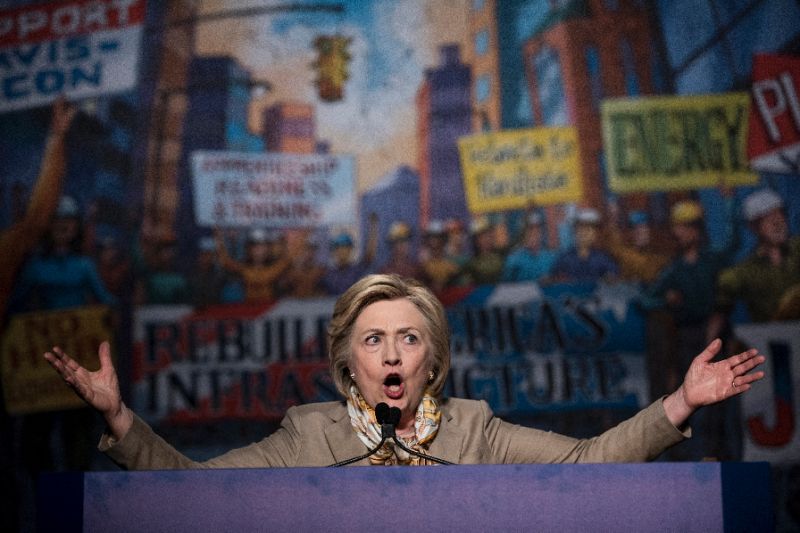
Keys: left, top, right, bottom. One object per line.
{"left": 2, "top": 0, "right": 800, "bottom": 530}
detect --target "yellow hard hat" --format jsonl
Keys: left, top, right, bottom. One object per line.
{"left": 469, "top": 215, "right": 491, "bottom": 235}
{"left": 387, "top": 221, "right": 412, "bottom": 242}
{"left": 670, "top": 200, "right": 704, "bottom": 224}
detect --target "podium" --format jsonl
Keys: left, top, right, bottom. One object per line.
{"left": 38, "top": 462, "right": 772, "bottom": 532}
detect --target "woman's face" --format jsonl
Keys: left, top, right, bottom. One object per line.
{"left": 756, "top": 209, "right": 788, "bottom": 246}
{"left": 332, "top": 244, "right": 352, "bottom": 266}
{"left": 574, "top": 223, "right": 597, "bottom": 248}
{"left": 51, "top": 217, "right": 78, "bottom": 247}
{"left": 248, "top": 242, "right": 270, "bottom": 264}
{"left": 671, "top": 222, "right": 700, "bottom": 248}
{"left": 349, "top": 297, "right": 432, "bottom": 433}
{"left": 523, "top": 225, "right": 543, "bottom": 249}
{"left": 476, "top": 230, "right": 493, "bottom": 253}
{"left": 630, "top": 223, "right": 651, "bottom": 249}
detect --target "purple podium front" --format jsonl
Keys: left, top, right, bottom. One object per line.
{"left": 39, "top": 462, "right": 772, "bottom": 532}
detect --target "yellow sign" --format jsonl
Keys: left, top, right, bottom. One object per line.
{"left": 1, "top": 306, "right": 112, "bottom": 414}
{"left": 458, "top": 127, "right": 583, "bottom": 213}
{"left": 602, "top": 93, "right": 759, "bottom": 193}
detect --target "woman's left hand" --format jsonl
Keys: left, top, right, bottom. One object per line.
{"left": 663, "top": 339, "right": 765, "bottom": 428}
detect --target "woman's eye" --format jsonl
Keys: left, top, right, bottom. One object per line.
{"left": 365, "top": 335, "right": 380, "bottom": 345}
{"left": 404, "top": 334, "right": 418, "bottom": 344}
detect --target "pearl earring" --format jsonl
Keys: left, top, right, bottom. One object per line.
{"left": 428, "top": 370, "right": 435, "bottom": 382}
{"left": 350, "top": 372, "right": 356, "bottom": 381}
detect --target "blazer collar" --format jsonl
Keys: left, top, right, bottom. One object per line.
{"left": 324, "top": 408, "right": 368, "bottom": 465}
{"left": 323, "top": 402, "right": 465, "bottom": 466}
{"left": 426, "top": 407, "right": 464, "bottom": 465}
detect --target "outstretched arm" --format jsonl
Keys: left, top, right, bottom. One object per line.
{"left": 662, "top": 338, "right": 765, "bottom": 428}
{"left": 23, "top": 97, "right": 77, "bottom": 234}
{"left": 44, "top": 341, "right": 133, "bottom": 440}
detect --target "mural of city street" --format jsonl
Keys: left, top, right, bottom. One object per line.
{"left": 1, "top": 0, "right": 800, "bottom": 530}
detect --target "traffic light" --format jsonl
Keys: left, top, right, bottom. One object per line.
{"left": 312, "top": 35, "right": 352, "bottom": 102}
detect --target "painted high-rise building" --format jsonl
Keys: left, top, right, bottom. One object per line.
{"left": 416, "top": 44, "right": 472, "bottom": 228}
{"left": 183, "top": 56, "right": 264, "bottom": 152}
{"left": 466, "top": 0, "right": 556, "bottom": 133}
{"left": 137, "top": 1, "right": 199, "bottom": 242}
{"left": 360, "top": 165, "right": 421, "bottom": 268}
{"left": 522, "top": 0, "right": 662, "bottom": 212}
{"left": 262, "top": 102, "right": 317, "bottom": 154}
{"left": 175, "top": 55, "right": 265, "bottom": 258}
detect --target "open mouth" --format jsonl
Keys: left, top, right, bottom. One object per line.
{"left": 383, "top": 374, "right": 404, "bottom": 399}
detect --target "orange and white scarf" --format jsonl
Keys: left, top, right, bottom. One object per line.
{"left": 347, "top": 385, "right": 441, "bottom": 465}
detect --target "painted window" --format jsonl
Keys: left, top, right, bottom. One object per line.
{"left": 475, "top": 29, "right": 490, "bottom": 56}
{"left": 533, "top": 46, "right": 567, "bottom": 125}
{"left": 476, "top": 74, "right": 491, "bottom": 103}
{"left": 585, "top": 45, "right": 603, "bottom": 109}
{"left": 621, "top": 39, "right": 641, "bottom": 96}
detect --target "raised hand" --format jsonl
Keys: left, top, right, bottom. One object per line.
{"left": 49, "top": 96, "right": 77, "bottom": 136}
{"left": 683, "top": 339, "right": 765, "bottom": 406}
{"left": 663, "top": 339, "right": 765, "bottom": 427}
{"left": 44, "top": 341, "right": 133, "bottom": 438}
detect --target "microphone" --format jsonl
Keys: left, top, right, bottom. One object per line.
{"left": 330, "top": 402, "right": 453, "bottom": 467}
{"left": 330, "top": 402, "right": 396, "bottom": 467}
{"left": 376, "top": 402, "right": 399, "bottom": 439}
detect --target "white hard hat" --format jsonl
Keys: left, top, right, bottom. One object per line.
{"left": 56, "top": 196, "right": 80, "bottom": 218}
{"left": 247, "top": 228, "right": 269, "bottom": 244}
{"left": 526, "top": 212, "right": 544, "bottom": 226}
{"left": 424, "top": 219, "right": 445, "bottom": 236}
{"left": 575, "top": 207, "right": 601, "bottom": 225}
{"left": 743, "top": 189, "right": 784, "bottom": 221}
{"left": 198, "top": 236, "right": 216, "bottom": 252}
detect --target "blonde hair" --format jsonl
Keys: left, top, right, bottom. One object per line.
{"left": 328, "top": 274, "right": 450, "bottom": 398}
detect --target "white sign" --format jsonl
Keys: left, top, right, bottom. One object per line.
{"left": 191, "top": 150, "right": 356, "bottom": 229}
{"left": 0, "top": 0, "right": 146, "bottom": 112}
{"left": 735, "top": 321, "right": 800, "bottom": 464}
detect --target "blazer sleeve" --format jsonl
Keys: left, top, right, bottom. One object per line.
{"left": 99, "top": 408, "right": 304, "bottom": 470}
{"left": 485, "top": 397, "right": 690, "bottom": 464}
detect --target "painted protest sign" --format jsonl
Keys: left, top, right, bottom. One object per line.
{"left": 131, "top": 282, "right": 648, "bottom": 426}
{"left": 444, "top": 282, "right": 648, "bottom": 414}
{"left": 735, "top": 321, "right": 800, "bottom": 464}
{"left": 457, "top": 127, "right": 583, "bottom": 214}
{"left": 0, "top": 305, "right": 113, "bottom": 414}
{"left": 0, "top": 0, "right": 146, "bottom": 113}
{"left": 191, "top": 151, "right": 356, "bottom": 229}
{"left": 602, "top": 93, "right": 759, "bottom": 193}
{"left": 748, "top": 53, "right": 800, "bottom": 175}
{"left": 131, "top": 300, "right": 338, "bottom": 424}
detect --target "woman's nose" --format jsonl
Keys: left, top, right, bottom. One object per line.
{"left": 383, "top": 341, "right": 401, "bottom": 365}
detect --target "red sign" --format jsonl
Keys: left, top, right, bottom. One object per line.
{"left": 748, "top": 53, "right": 800, "bottom": 173}
{"left": 0, "top": 0, "right": 146, "bottom": 47}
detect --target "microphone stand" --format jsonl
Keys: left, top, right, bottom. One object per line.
{"left": 329, "top": 435, "right": 389, "bottom": 467}
{"left": 330, "top": 403, "right": 453, "bottom": 467}
{"left": 389, "top": 436, "right": 453, "bottom": 466}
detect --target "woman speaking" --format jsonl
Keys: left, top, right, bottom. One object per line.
{"left": 44, "top": 274, "right": 765, "bottom": 468}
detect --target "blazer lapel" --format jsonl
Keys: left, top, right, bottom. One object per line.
{"left": 426, "top": 409, "right": 464, "bottom": 465}
{"left": 324, "top": 410, "right": 368, "bottom": 465}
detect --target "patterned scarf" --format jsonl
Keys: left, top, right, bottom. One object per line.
{"left": 347, "top": 385, "right": 441, "bottom": 465}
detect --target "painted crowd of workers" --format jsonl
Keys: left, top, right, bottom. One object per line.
{"left": 2, "top": 99, "right": 799, "bottom": 472}
{"left": 9, "top": 179, "right": 797, "bottom": 355}
{"left": 16, "top": 181, "right": 795, "bottom": 465}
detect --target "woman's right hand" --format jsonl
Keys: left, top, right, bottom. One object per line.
{"left": 44, "top": 341, "right": 133, "bottom": 440}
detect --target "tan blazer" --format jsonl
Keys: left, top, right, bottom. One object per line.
{"left": 101, "top": 397, "right": 688, "bottom": 470}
